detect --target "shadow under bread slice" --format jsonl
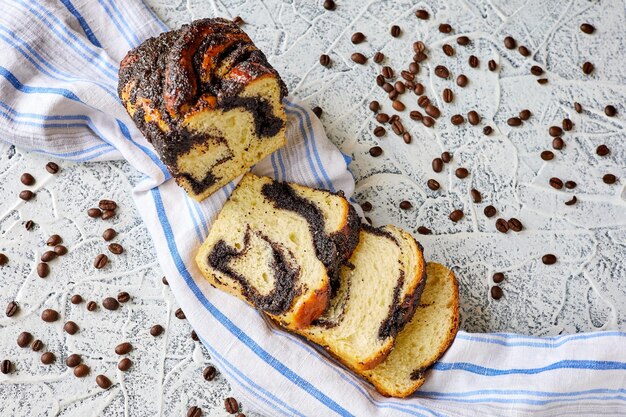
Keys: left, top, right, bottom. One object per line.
{"left": 195, "top": 174, "right": 360, "bottom": 330}
{"left": 293, "top": 225, "right": 427, "bottom": 371}
{"left": 359, "top": 262, "right": 460, "bottom": 398}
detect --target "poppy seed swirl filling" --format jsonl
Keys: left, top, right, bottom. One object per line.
{"left": 118, "top": 18, "right": 288, "bottom": 201}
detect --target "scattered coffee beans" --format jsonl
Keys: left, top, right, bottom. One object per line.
{"left": 96, "top": 374, "right": 112, "bottom": 389}
{"left": 74, "top": 364, "right": 90, "bottom": 377}
{"left": 542, "top": 254, "right": 557, "bottom": 265}
{"left": 94, "top": 254, "right": 108, "bottom": 269}
{"left": 45, "top": 162, "right": 60, "bottom": 174}
{"left": 66, "top": 354, "right": 81, "bottom": 368}
{"left": 204, "top": 365, "right": 217, "bottom": 381}
{"left": 20, "top": 173, "right": 35, "bottom": 186}
{"left": 41, "top": 352, "right": 55, "bottom": 365}
{"left": 6, "top": 301, "right": 18, "bottom": 317}
{"left": 491, "top": 286, "right": 503, "bottom": 300}
{"left": 102, "top": 297, "right": 119, "bottom": 311}
{"left": 449, "top": 210, "right": 464, "bottom": 222}
{"left": 118, "top": 358, "right": 132, "bottom": 371}
{"left": 64, "top": 321, "right": 79, "bottom": 335}
{"left": 225, "top": 397, "right": 240, "bottom": 414}
{"left": 115, "top": 342, "right": 133, "bottom": 355}
{"left": 17, "top": 331, "right": 33, "bottom": 348}
{"left": 41, "top": 309, "right": 59, "bottom": 322}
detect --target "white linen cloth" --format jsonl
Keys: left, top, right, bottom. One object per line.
{"left": 1, "top": 1, "right": 625, "bottom": 415}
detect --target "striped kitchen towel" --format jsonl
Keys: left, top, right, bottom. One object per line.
{"left": 1, "top": 1, "right": 625, "bottom": 416}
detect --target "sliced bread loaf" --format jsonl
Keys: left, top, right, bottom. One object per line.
{"left": 294, "top": 225, "right": 426, "bottom": 371}
{"left": 360, "top": 262, "right": 459, "bottom": 397}
{"left": 195, "top": 174, "right": 359, "bottom": 330}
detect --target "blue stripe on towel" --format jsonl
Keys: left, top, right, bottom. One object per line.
{"left": 432, "top": 359, "right": 626, "bottom": 375}
{"left": 59, "top": 0, "right": 102, "bottom": 47}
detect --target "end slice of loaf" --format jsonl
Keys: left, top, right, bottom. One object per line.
{"left": 360, "top": 262, "right": 459, "bottom": 397}
{"left": 195, "top": 174, "right": 359, "bottom": 330}
{"left": 294, "top": 225, "right": 426, "bottom": 371}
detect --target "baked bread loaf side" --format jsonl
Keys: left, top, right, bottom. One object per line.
{"left": 295, "top": 225, "right": 427, "bottom": 371}
{"left": 195, "top": 174, "right": 360, "bottom": 330}
{"left": 119, "top": 18, "right": 288, "bottom": 201}
{"left": 361, "top": 262, "right": 459, "bottom": 397}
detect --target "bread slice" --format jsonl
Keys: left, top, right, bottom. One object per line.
{"left": 294, "top": 225, "right": 426, "bottom": 371}
{"left": 118, "top": 18, "right": 288, "bottom": 201}
{"left": 195, "top": 174, "right": 360, "bottom": 330}
{"left": 360, "top": 262, "right": 459, "bottom": 397}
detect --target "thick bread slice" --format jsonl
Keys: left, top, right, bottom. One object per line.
{"left": 360, "top": 262, "right": 459, "bottom": 397}
{"left": 195, "top": 174, "right": 359, "bottom": 330}
{"left": 294, "top": 225, "right": 426, "bottom": 371}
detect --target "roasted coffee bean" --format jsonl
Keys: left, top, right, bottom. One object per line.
{"left": 41, "top": 309, "right": 59, "bottom": 322}
{"left": 175, "top": 308, "right": 186, "bottom": 320}
{"left": 94, "top": 254, "right": 108, "bottom": 269}
{"left": 441, "top": 152, "right": 452, "bottom": 163}
{"left": 66, "top": 354, "right": 81, "bottom": 368}
{"left": 369, "top": 146, "right": 383, "bottom": 157}
{"left": 484, "top": 205, "right": 497, "bottom": 218}
{"left": 387, "top": 90, "right": 398, "bottom": 100}
{"left": 422, "top": 116, "right": 435, "bottom": 127}
{"left": 373, "top": 126, "right": 386, "bottom": 138}
{"left": 390, "top": 25, "right": 401, "bottom": 37}
{"left": 434, "top": 65, "right": 449, "bottom": 78}
{"left": 382, "top": 82, "right": 394, "bottom": 93}
{"left": 21, "top": 173, "right": 35, "bottom": 186}
{"left": 580, "top": 23, "right": 595, "bottom": 34}
{"left": 17, "top": 332, "right": 33, "bottom": 348}
{"left": 103, "top": 297, "right": 119, "bottom": 311}
{"left": 115, "top": 342, "right": 132, "bottom": 355}
{"left": 87, "top": 208, "right": 102, "bottom": 218}
{"left": 427, "top": 179, "right": 440, "bottom": 191}
{"left": 413, "top": 41, "right": 426, "bottom": 53}
{"left": 425, "top": 104, "right": 440, "bottom": 118}
{"left": 409, "top": 62, "right": 419, "bottom": 74}
{"left": 41, "top": 352, "right": 55, "bottom": 365}
{"left": 6, "top": 301, "right": 18, "bottom": 317}
{"left": 25, "top": 339, "right": 41, "bottom": 353}
{"left": 552, "top": 137, "right": 565, "bottom": 150}
{"left": 493, "top": 272, "right": 505, "bottom": 283}
{"left": 541, "top": 150, "right": 555, "bottom": 161}
{"left": 323, "top": 0, "right": 335, "bottom": 10}
{"left": 503, "top": 36, "right": 516, "bottom": 49}
{"left": 54, "top": 245, "right": 67, "bottom": 256}
{"left": 451, "top": 114, "right": 464, "bottom": 125}
{"left": 369, "top": 101, "right": 380, "bottom": 113}
{"left": 414, "top": 83, "right": 425, "bottom": 95}
{"left": 319, "top": 54, "right": 330, "bottom": 67}
{"left": 71, "top": 294, "right": 83, "bottom": 304}
{"left": 548, "top": 126, "right": 563, "bottom": 137}
{"left": 64, "top": 321, "right": 79, "bottom": 335}
{"left": 409, "top": 110, "right": 423, "bottom": 121}
{"left": 1, "top": 359, "right": 12, "bottom": 374}
{"left": 351, "top": 52, "right": 367, "bottom": 64}
{"left": 530, "top": 65, "right": 543, "bottom": 76}
{"left": 518, "top": 45, "right": 530, "bottom": 56}
{"left": 414, "top": 51, "right": 428, "bottom": 62}
{"left": 456, "top": 36, "right": 470, "bottom": 46}
{"left": 507, "top": 117, "right": 522, "bottom": 126}
{"left": 483, "top": 126, "right": 493, "bottom": 135}
{"left": 574, "top": 102, "right": 582, "bottom": 113}
{"left": 99, "top": 199, "right": 117, "bottom": 211}
{"left": 519, "top": 109, "right": 531, "bottom": 120}
{"left": 596, "top": 145, "right": 610, "bottom": 156}
{"left": 605, "top": 105, "right": 617, "bottom": 117}
{"left": 187, "top": 406, "right": 202, "bottom": 417}
{"left": 87, "top": 301, "right": 97, "bottom": 311}
{"left": 491, "top": 286, "right": 503, "bottom": 300}
{"left": 118, "top": 358, "right": 132, "bottom": 371}
{"left": 549, "top": 177, "right": 564, "bottom": 189}
{"left": 360, "top": 202, "right": 372, "bottom": 213}
{"left": 468, "top": 55, "right": 479, "bottom": 68}
{"left": 232, "top": 16, "right": 243, "bottom": 25}
{"left": 150, "top": 324, "right": 164, "bottom": 337}
{"left": 442, "top": 44, "right": 455, "bottom": 56}
{"left": 581, "top": 61, "right": 594, "bottom": 75}
{"left": 495, "top": 218, "right": 509, "bottom": 233}
{"left": 312, "top": 106, "right": 323, "bottom": 118}
{"left": 19, "top": 190, "right": 34, "bottom": 201}
{"left": 392, "top": 100, "right": 405, "bottom": 111}
{"left": 351, "top": 32, "right": 365, "bottom": 44}
{"left": 399, "top": 201, "right": 412, "bottom": 210}
{"left": 417, "top": 226, "right": 432, "bottom": 235}
{"left": 488, "top": 59, "right": 497, "bottom": 71}
{"left": 41, "top": 251, "right": 57, "bottom": 262}
{"left": 603, "top": 174, "right": 617, "bottom": 184}
{"left": 455, "top": 167, "right": 469, "bottom": 179}
{"left": 117, "top": 292, "right": 130, "bottom": 303}
{"left": 449, "top": 210, "right": 464, "bottom": 222}
{"left": 562, "top": 118, "right": 573, "bottom": 131}
{"left": 508, "top": 218, "right": 523, "bottom": 232}
{"left": 400, "top": 71, "right": 414, "bottom": 83}
{"left": 432, "top": 158, "right": 444, "bottom": 173}
{"left": 439, "top": 23, "right": 452, "bottom": 33}
{"left": 415, "top": 9, "right": 429, "bottom": 19}
{"left": 190, "top": 330, "right": 199, "bottom": 341}
{"left": 391, "top": 120, "right": 404, "bottom": 135}
{"left": 542, "top": 254, "right": 557, "bottom": 265}
{"left": 417, "top": 96, "right": 430, "bottom": 108}
{"left": 442, "top": 88, "right": 453, "bottom": 103}
{"left": 203, "top": 365, "right": 217, "bottom": 381}
{"left": 45, "top": 162, "right": 60, "bottom": 174}
{"left": 225, "top": 397, "right": 239, "bottom": 414}
{"left": 564, "top": 180, "right": 577, "bottom": 189}
{"left": 47, "top": 235, "right": 62, "bottom": 246}
{"left": 402, "top": 132, "right": 412, "bottom": 144}
{"left": 456, "top": 74, "right": 468, "bottom": 87}
{"left": 376, "top": 75, "right": 385, "bottom": 86}
{"left": 381, "top": 66, "right": 393, "bottom": 79}
{"left": 565, "top": 196, "right": 578, "bottom": 206}
{"left": 467, "top": 110, "right": 480, "bottom": 125}
{"left": 24, "top": 220, "right": 34, "bottom": 230}
{"left": 96, "top": 374, "right": 112, "bottom": 389}
{"left": 108, "top": 243, "right": 124, "bottom": 255}
{"left": 373, "top": 52, "right": 384, "bottom": 63}
{"left": 471, "top": 189, "right": 482, "bottom": 203}
{"left": 376, "top": 113, "right": 390, "bottom": 123}
{"left": 74, "top": 364, "right": 89, "bottom": 377}
{"left": 538, "top": 77, "right": 549, "bottom": 85}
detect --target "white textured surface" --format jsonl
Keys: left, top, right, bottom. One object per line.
{"left": 144, "top": 0, "right": 626, "bottom": 336}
